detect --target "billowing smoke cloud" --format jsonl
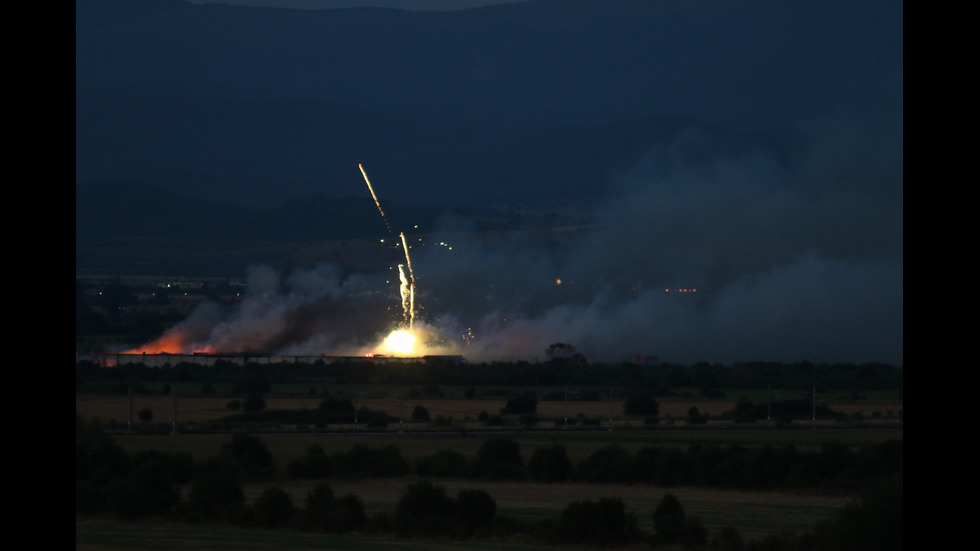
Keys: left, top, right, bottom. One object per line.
{"left": 143, "top": 110, "right": 901, "bottom": 366}
{"left": 143, "top": 264, "right": 401, "bottom": 356}
{"left": 415, "top": 115, "right": 902, "bottom": 365}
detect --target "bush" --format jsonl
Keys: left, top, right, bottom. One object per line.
{"left": 653, "top": 492, "right": 685, "bottom": 543}
{"left": 454, "top": 488, "right": 496, "bottom": 536}
{"left": 502, "top": 391, "right": 537, "bottom": 415}
{"left": 476, "top": 438, "right": 523, "bottom": 480}
{"left": 559, "top": 497, "right": 635, "bottom": 546}
{"left": 253, "top": 487, "right": 295, "bottom": 528}
{"left": 575, "top": 445, "right": 632, "bottom": 483}
{"left": 130, "top": 450, "right": 197, "bottom": 490}
{"left": 331, "top": 444, "right": 409, "bottom": 478}
{"left": 287, "top": 445, "right": 332, "bottom": 480}
{"left": 185, "top": 471, "right": 246, "bottom": 523}
{"left": 416, "top": 449, "right": 468, "bottom": 478}
{"left": 216, "top": 433, "right": 275, "bottom": 479}
{"left": 623, "top": 395, "right": 659, "bottom": 417}
{"left": 395, "top": 480, "right": 455, "bottom": 536}
{"left": 242, "top": 395, "right": 266, "bottom": 412}
{"left": 301, "top": 482, "right": 367, "bottom": 534}
{"left": 411, "top": 404, "right": 430, "bottom": 421}
{"left": 104, "top": 464, "right": 181, "bottom": 520}
{"left": 528, "top": 443, "right": 571, "bottom": 483}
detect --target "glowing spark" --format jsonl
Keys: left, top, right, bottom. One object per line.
{"left": 359, "top": 163, "right": 392, "bottom": 234}
{"left": 356, "top": 164, "right": 420, "bottom": 336}
{"left": 398, "top": 265, "right": 411, "bottom": 324}
{"left": 400, "top": 232, "right": 416, "bottom": 328}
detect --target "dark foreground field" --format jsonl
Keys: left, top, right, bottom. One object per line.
{"left": 77, "top": 390, "right": 901, "bottom": 550}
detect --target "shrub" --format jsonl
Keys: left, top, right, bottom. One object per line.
{"left": 411, "top": 404, "right": 430, "bottom": 421}
{"left": 287, "top": 445, "right": 332, "bottom": 480}
{"left": 623, "top": 395, "right": 659, "bottom": 417}
{"left": 104, "top": 465, "right": 180, "bottom": 520}
{"left": 528, "top": 443, "right": 571, "bottom": 483}
{"left": 502, "top": 391, "right": 537, "bottom": 415}
{"left": 416, "top": 449, "right": 468, "bottom": 478}
{"left": 395, "top": 480, "right": 455, "bottom": 536}
{"left": 185, "top": 471, "right": 245, "bottom": 523}
{"left": 559, "top": 497, "right": 635, "bottom": 546}
{"left": 454, "top": 488, "right": 496, "bottom": 536}
{"left": 653, "top": 492, "right": 685, "bottom": 543}
{"left": 476, "top": 438, "right": 523, "bottom": 480}
{"left": 216, "top": 433, "right": 275, "bottom": 479}
{"left": 575, "top": 445, "right": 632, "bottom": 483}
{"left": 331, "top": 444, "right": 409, "bottom": 478}
{"left": 242, "top": 395, "right": 266, "bottom": 412}
{"left": 253, "top": 487, "right": 295, "bottom": 528}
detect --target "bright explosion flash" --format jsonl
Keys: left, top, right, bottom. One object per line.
{"left": 384, "top": 329, "right": 416, "bottom": 355}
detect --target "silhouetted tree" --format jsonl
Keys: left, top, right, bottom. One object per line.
{"left": 412, "top": 404, "right": 430, "bottom": 421}
{"left": 560, "top": 497, "right": 635, "bottom": 546}
{"left": 623, "top": 395, "right": 659, "bottom": 417}
{"left": 395, "top": 480, "right": 454, "bottom": 536}
{"left": 502, "top": 391, "right": 537, "bottom": 415}
{"left": 528, "top": 443, "right": 572, "bottom": 483}
{"left": 185, "top": 471, "right": 245, "bottom": 523}
{"left": 216, "top": 433, "right": 275, "bottom": 479}
{"left": 653, "top": 492, "right": 685, "bottom": 543}
{"left": 253, "top": 487, "right": 295, "bottom": 528}
{"left": 454, "top": 488, "right": 496, "bottom": 536}
{"left": 476, "top": 438, "right": 523, "bottom": 480}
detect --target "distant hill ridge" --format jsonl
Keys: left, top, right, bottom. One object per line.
{"left": 75, "top": 0, "right": 893, "bottom": 207}
{"left": 74, "top": 179, "right": 564, "bottom": 243}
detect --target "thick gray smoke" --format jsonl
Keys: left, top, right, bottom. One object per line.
{"left": 416, "top": 116, "right": 903, "bottom": 365}
{"left": 155, "top": 264, "right": 400, "bottom": 356}
{"left": 156, "top": 111, "right": 902, "bottom": 366}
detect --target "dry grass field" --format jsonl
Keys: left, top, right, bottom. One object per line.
{"left": 75, "top": 393, "right": 902, "bottom": 430}
{"left": 77, "top": 392, "right": 901, "bottom": 549}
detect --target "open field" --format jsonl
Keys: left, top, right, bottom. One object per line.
{"left": 77, "top": 392, "right": 901, "bottom": 548}
{"left": 76, "top": 519, "right": 587, "bottom": 551}
{"left": 76, "top": 392, "right": 903, "bottom": 433}
{"left": 77, "top": 477, "right": 849, "bottom": 550}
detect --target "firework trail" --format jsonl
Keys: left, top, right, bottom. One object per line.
{"left": 400, "top": 232, "right": 416, "bottom": 328}
{"left": 359, "top": 163, "right": 392, "bottom": 234}
{"left": 358, "top": 163, "right": 416, "bottom": 329}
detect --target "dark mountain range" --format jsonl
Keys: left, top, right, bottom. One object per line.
{"left": 75, "top": 0, "right": 899, "bottom": 208}
{"left": 75, "top": 179, "right": 555, "bottom": 243}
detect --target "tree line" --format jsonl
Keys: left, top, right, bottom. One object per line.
{"left": 78, "top": 414, "right": 901, "bottom": 549}
{"left": 76, "top": 357, "right": 903, "bottom": 397}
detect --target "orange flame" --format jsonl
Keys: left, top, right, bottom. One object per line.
{"left": 124, "top": 331, "right": 193, "bottom": 354}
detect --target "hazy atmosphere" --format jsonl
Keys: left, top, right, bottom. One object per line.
{"left": 77, "top": 0, "right": 903, "bottom": 365}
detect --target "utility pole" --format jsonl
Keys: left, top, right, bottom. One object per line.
{"left": 170, "top": 387, "right": 179, "bottom": 435}
{"left": 767, "top": 385, "right": 771, "bottom": 424}
{"left": 606, "top": 388, "right": 614, "bottom": 432}
{"left": 392, "top": 393, "right": 403, "bottom": 433}
{"left": 811, "top": 363, "right": 816, "bottom": 430}
{"left": 352, "top": 393, "right": 360, "bottom": 431}
{"left": 564, "top": 385, "right": 568, "bottom": 428}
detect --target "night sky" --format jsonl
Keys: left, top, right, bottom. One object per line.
{"left": 77, "top": 0, "right": 903, "bottom": 365}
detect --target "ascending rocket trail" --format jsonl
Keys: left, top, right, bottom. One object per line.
{"left": 400, "top": 231, "right": 416, "bottom": 328}
{"left": 359, "top": 163, "right": 392, "bottom": 235}
{"left": 359, "top": 163, "right": 415, "bottom": 329}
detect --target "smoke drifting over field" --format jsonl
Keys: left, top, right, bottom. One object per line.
{"left": 140, "top": 110, "right": 902, "bottom": 366}
{"left": 420, "top": 117, "right": 902, "bottom": 365}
